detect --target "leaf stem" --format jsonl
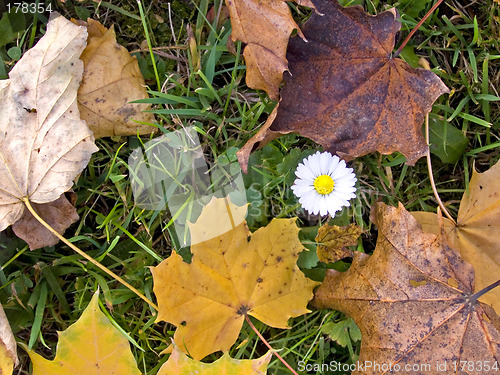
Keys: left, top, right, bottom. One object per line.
{"left": 22, "top": 197, "right": 159, "bottom": 311}
{"left": 424, "top": 115, "right": 457, "bottom": 225}
{"left": 244, "top": 315, "right": 299, "bottom": 375}
{"left": 394, "top": 0, "right": 444, "bottom": 58}
{"left": 468, "top": 279, "right": 500, "bottom": 305}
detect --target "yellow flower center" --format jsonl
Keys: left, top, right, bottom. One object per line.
{"left": 313, "top": 175, "right": 334, "bottom": 195}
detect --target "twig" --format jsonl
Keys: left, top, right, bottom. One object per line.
{"left": 244, "top": 315, "right": 299, "bottom": 375}
{"left": 394, "top": 0, "right": 445, "bottom": 58}
{"left": 424, "top": 115, "right": 457, "bottom": 225}
{"left": 22, "top": 197, "right": 159, "bottom": 311}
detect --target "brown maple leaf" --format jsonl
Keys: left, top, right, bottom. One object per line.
{"left": 412, "top": 159, "right": 500, "bottom": 314}
{"left": 12, "top": 193, "right": 79, "bottom": 250}
{"left": 238, "top": 0, "right": 448, "bottom": 171}
{"left": 313, "top": 202, "right": 500, "bottom": 374}
{"left": 225, "top": 0, "right": 315, "bottom": 100}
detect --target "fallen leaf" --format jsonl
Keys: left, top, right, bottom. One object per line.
{"left": 225, "top": 0, "right": 315, "bottom": 100}
{"left": 412, "top": 159, "right": 500, "bottom": 313}
{"left": 0, "top": 14, "right": 98, "bottom": 245}
{"left": 0, "top": 304, "right": 18, "bottom": 375}
{"left": 316, "top": 223, "right": 363, "bottom": 263}
{"left": 152, "top": 196, "right": 319, "bottom": 360}
{"left": 239, "top": 0, "right": 448, "bottom": 171}
{"left": 157, "top": 341, "right": 271, "bottom": 375}
{"left": 27, "top": 291, "right": 141, "bottom": 375}
{"left": 75, "top": 18, "right": 155, "bottom": 138}
{"left": 11, "top": 193, "right": 79, "bottom": 250}
{"left": 313, "top": 202, "right": 500, "bottom": 374}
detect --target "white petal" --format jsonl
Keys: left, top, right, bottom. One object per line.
{"left": 295, "top": 163, "right": 315, "bottom": 181}
{"left": 292, "top": 184, "right": 315, "bottom": 197}
{"left": 331, "top": 165, "right": 351, "bottom": 180}
{"left": 333, "top": 190, "right": 356, "bottom": 201}
{"left": 294, "top": 178, "right": 314, "bottom": 186}
{"left": 335, "top": 180, "right": 357, "bottom": 190}
{"left": 304, "top": 155, "right": 320, "bottom": 177}
{"left": 299, "top": 190, "right": 318, "bottom": 209}
{"left": 327, "top": 156, "right": 340, "bottom": 175}
{"left": 312, "top": 194, "right": 324, "bottom": 215}
{"left": 319, "top": 152, "right": 332, "bottom": 175}
{"left": 319, "top": 197, "right": 330, "bottom": 216}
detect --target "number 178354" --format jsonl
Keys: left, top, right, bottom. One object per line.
{"left": 6, "top": 2, "right": 52, "bottom": 13}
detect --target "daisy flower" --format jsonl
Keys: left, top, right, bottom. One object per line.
{"left": 291, "top": 151, "right": 357, "bottom": 217}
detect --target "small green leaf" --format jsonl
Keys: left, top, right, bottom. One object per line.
{"left": 322, "top": 318, "right": 361, "bottom": 347}
{"left": 75, "top": 6, "right": 91, "bottom": 21}
{"left": 428, "top": 116, "right": 468, "bottom": 164}
{"left": 7, "top": 47, "right": 22, "bottom": 61}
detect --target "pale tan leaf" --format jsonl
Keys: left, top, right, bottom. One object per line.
{"left": 0, "top": 14, "right": 98, "bottom": 234}
{"left": 0, "top": 304, "right": 17, "bottom": 375}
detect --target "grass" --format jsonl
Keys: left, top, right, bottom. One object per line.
{"left": 1, "top": 0, "right": 500, "bottom": 374}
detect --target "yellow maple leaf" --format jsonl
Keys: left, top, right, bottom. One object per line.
{"left": 158, "top": 341, "right": 271, "bottom": 375}
{"left": 412, "top": 160, "right": 500, "bottom": 313}
{"left": 26, "top": 292, "right": 141, "bottom": 375}
{"left": 152, "top": 196, "right": 319, "bottom": 360}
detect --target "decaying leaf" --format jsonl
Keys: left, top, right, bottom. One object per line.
{"left": 316, "top": 223, "right": 363, "bottom": 263}
{"left": 152, "top": 196, "right": 319, "bottom": 360}
{"left": 0, "top": 14, "right": 98, "bottom": 248}
{"left": 238, "top": 0, "right": 448, "bottom": 171}
{"left": 412, "top": 159, "right": 500, "bottom": 313}
{"left": 0, "top": 304, "right": 18, "bottom": 375}
{"left": 11, "top": 193, "right": 79, "bottom": 250}
{"left": 27, "top": 291, "right": 141, "bottom": 375}
{"left": 158, "top": 342, "right": 271, "bottom": 375}
{"left": 225, "top": 0, "right": 315, "bottom": 100}
{"left": 313, "top": 202, "right": 500, "bottom": 374}
{"left": 75, "top": 18, "right": 155, "bottom": 138}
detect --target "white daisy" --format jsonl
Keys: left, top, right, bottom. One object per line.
{"left": 291, "top": 151, "right": 357, "bottom": 217}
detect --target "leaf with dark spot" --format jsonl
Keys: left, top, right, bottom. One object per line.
{"left": 314, "top": 203, "right": 500, "bottom": 374}
{"left": 74, "top": 18, "right": 155, "bottom": 138}
{"left": 152, "top": 197, "right": 319, "bottom": 360}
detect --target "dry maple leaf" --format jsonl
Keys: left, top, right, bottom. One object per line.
{"left": 313, "top": 202, "right": 500, "bottom": 375}
{"left": 412, "top": 159, "right": 500, "bottom": 314}
{"left": 75, "top": 18, "right": 155, "bottom": 138}
{"left": 238, "top": 0, "right": 448, "bottom": 171}
{"left": 152, "top": 196, "right": 319, "bottom": 360}
{"left": 0, "top": 14, "right": 98, "bottom": 248}
{"left": 0, "top": 304, "right": 18, "bottom": 375}
{"left": 11, "top": 192, "right": 79, "bottom": 250}
{"left": 26, "top": 291, "right": 141, "bottom": 375}
{"left": 316, "top": 222, "right": 363, "bottom": 263}
{"left": 158, "top": 342, "right": 271, "bottom": 375}
{"left": 225, "top": 0, "right": 315, "bottom": 100}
